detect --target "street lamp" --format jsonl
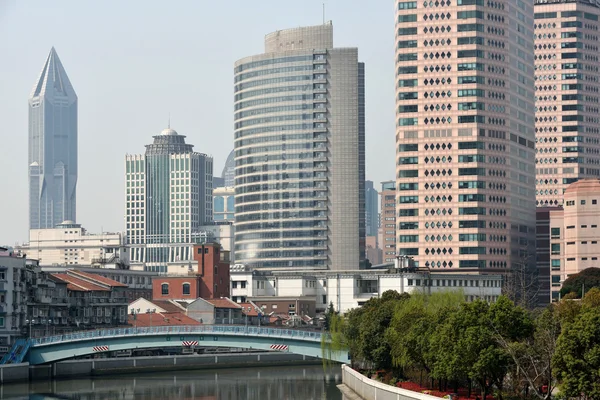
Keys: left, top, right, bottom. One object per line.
{"left": 25, "top": 319, "right": 36, "bottom": 338}
{"left": 130, "top": 308, "right": 140, "bottom": 332}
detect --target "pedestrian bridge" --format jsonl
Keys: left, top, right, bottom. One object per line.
{"left": 21, "top": 325, "right": 349, "bottom": 365}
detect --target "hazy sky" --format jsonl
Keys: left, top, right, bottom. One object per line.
{"left": 0, "top": 0, "right": 396, "bottom": 245}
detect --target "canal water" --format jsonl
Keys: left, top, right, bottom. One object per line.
{"left": 0, "top": 365, "right": 343, "bottom": 400}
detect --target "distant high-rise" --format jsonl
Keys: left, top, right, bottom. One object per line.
{"left": 365, "top": 180, "right": 379, "bottom": 237}
{"left": 125, "top": 128, "right": 213, "bottom": 272}
{"left": 395, "top": 1, "right": 537, "bottom": 271}
{"left": 29, "top": 48, "right": 78, "bottom": 229}
{"left": 234, "top": 22, "right": 365, "bottom": 271}
{"left": 534, "top": 0, "right": 600, "bottom": 207}
{"left": 222, "top": 150, "right": 235, "bottom": 187}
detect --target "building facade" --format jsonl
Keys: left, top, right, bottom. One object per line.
{"left": 534, "top": 0, "right": 600, "bottom": 207}
{"left": 548, "top": 179, "right": 600, "bottom": 300}
{"left": 222, "top": 150, "right": 235, "bottom": 188}
{"left": 25, "top": 221, "right": 128, "bottom": 267}
{"left": 29, "top": 48, "right": 78, "bottom": 229}
{"left": 394, "top": 1, "right": 537, "bottom": 272}
{"left": 365, "top": 180, "right": 379, "bottom": 237}
{"left": 230, "top": 264, "right": 503, "bottom": 314}
{"left": 125, "top": 127, "right": 213, "bottom": 272}
{"left": 379, "top": 181, "right": 397, "bottom": 263}
{"left": 233, "top": 22, "right": 366, "bottom": 271}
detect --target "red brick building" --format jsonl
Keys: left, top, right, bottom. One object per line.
{"left": 152, "top": 243, "right": 230, "bottom": 300}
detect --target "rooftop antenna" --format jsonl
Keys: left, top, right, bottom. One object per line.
{"left": 322, "top": 3, "right": 325, "bottom": 24}
{"left": 168, "top": 113, "right": 171, "bottom": 129}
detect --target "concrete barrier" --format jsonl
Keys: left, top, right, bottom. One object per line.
{"left": 341, "top": 364, "right": 442, "bottom": 400}
{"left": 0, "top": 363, "right": 29, "bottom": 383}
{"left": 53, "top": 352, "right": 321, "bottom": 378}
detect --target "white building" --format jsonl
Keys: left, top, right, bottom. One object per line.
{"left": 230, "top": 263, "right": 503, "bottom": 314}
{"left": 24, "top": 221, "right": 128, "bottom": 268}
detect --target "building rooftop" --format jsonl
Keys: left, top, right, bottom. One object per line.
{"left": 152, "top": 300, "right": 187, "bottom": 313}
{"left": 50, "top": 273, "right": 110, "bottom": 292}
{"left": 129, "top": 312, "right": 200, "bottom": 327}
{"left": 565, "top": 179, "right": 600, "bottom": 195}
{"left": 205, "top": 298, "right": 241, "bottom": 309}
{"left": 69, "top": 270, "right": 128, "bottom": 287}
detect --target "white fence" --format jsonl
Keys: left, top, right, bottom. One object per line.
{"left": 341, "top": 364, "right": 443, "bottom": 400}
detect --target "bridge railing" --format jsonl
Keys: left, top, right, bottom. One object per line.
{"left": 31, "top": 325, "right": 327, "bottom": 347}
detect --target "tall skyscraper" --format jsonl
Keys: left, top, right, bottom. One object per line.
{"left": 534, "top": 0, "right": 600, "bottom": 207}
{"left": 365, "top": 180, "right": 379, "bottom": 237}
{"left": 395, "top": 1, "right": 536, "bottom": 271}
{"left": 29, "top": 47, "right": 78, "bottom": 229}
{"left": 125, "top": 128, "right": 213, "bottom": 272}
{"left": 222, "top": 150, "right": 235, "bottom": 187}
{"left": 234, "top": 22, "right": 365, "bottom": 271}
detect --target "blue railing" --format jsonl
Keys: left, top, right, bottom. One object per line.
{"left": 31, "top": 325, "right": 327, "bottom": 347}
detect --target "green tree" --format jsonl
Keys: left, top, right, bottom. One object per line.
{"left": 553, "top": 305, "right": 600, "bottom": 399}
{"left": 323, "top": 302, "right": 337, "bottom": 331}
{"left": 559, "top": 267, "right": 600, "bottom": 298}
{"left": 386, "top": 291, "right": 464, "bottom": 383}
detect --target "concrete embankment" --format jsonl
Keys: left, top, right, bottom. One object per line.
{"left": 22, "top": 352, "right": 322, "bottom": 382}
{"left": 338, "top": 364, "right": 442, "bottom": 400}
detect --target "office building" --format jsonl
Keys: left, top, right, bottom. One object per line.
{"left": 29, "top": 48, "right": 78, "bottom": 229}
{"left": 23, "top": 221, "right": 128, "bottom": 268}
{"left": 548, "top": 179, "right": 600, "bottom": 301}
{"left": 534, "top": 0, "right": 600, "bottom": 207}
{"left": 379, "top": 181, "right": 397, "bottom": 263}
{"left": 125, "top": 127, "right": 213, "bottom": 272}
{"left": 233, "top": 22, "right": 365, "bottom": 271}
{"left": 365, "top": 180, "right": 379, "bottom": 237}
{"left": 222, "top": 150, "right": 235, "bottom": 188}
{"left": 394, "top": 1, "right": 536, "bottom": 271}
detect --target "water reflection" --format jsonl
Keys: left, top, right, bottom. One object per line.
{"left": 0, "top": 365, "right": 343, "bottom": 400}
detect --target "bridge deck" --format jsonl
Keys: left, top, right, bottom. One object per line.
{"left": 31, "top": 325, "right": 325, "bottom": 347}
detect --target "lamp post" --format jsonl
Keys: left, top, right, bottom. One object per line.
{"left": 26, "top": 319, "right": 36, "bottom": 338}
{"left": 130, "top": 308, "right": 140, "bottom": 333}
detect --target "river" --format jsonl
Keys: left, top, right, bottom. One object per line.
{"left": 0, "top": 365, "right": 344, "bottom": 400}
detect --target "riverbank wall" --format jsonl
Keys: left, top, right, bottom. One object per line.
{"left": 338, "top": 364, "right": 442, "bottom": 400}
{"left": 0, "top": 352, "right": 322, "bottom": 383}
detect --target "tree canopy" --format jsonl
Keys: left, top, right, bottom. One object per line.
{"left": 560, "top": 267, "right": 600, "bottom": 298}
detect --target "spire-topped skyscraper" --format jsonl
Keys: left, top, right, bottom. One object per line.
{"left": 28, "top": 47, "right": 78, "bottom": 229}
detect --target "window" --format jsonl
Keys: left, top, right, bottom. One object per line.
{"left": 161, "top": 283, "right": 169, "bottom": 295}
{"left": 551, "top": 244, "right": 560, "bottom": 255}
{"left": 551, "top": 260, "right": 560, "bottom": 270}
{"left": 241, "top": 281, "right": 247, "bottom": 289}
{"left": 322, "top": 295, "right": 327, "bottom": 304}
{"left": 182, "top": 283, "right": 190, "bottom": 295}
{"left": 551, "top": 228, "right": 560, "bottom": 238}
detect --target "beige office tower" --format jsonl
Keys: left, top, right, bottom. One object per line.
{"left": 394, "top": 1, "right": 536, "bottom": 272}
{"left": 534, "top": 0, "right": 600, "bottom": 207}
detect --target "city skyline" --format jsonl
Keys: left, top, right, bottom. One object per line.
{"left": 0, "top": 1, "right": 395, "bottom": 245}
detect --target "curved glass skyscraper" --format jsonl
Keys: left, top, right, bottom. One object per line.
{"left": 233, "top": 23, "right": 365, "bottom": 271}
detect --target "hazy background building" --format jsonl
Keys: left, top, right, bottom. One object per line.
{"left": 233, "top": 22, "right": 365, "bottom": 271}
{"left": 534, "top": 0, "right": 600, "bottom": 207}
{"left": 365, "top": 180, "right": 379, "bottom": 237}
{"left": 213, "top": 186, "right": 235, "bottom": 222}
{"left": 28, "top": 48, "right": 78, "bottom": 230}
{"left": 394, "top": 1, "right": 537, "bottom": 272}
{"left": 125, "top": 127, "right": 213, "bottom": 272}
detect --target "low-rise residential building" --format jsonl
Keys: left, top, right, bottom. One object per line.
{"left": 128, "top": 311, "right": 199, "bottom": 327}
{"left": 23, "top": 221, "right": 128, "bottom": 268}
{"left": 547, "top": 179, "right": 600, "bottom": 301}
{"left": 247, "top": 296, "right": 316, "bottom": 319}
{"left": 50, "top": 270, "right": 129, "bottom": 329}
{"left": 0, "top": 247, "right": 27, "bottom": 349}
{"left": 230, "top": 262, "right": 503, "bottom": 314}
{"left": 186, "top": 297, "right": 242, "bottom": 325}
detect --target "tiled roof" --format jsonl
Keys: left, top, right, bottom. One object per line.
{"left": 50, "top": 273, "right": 110, "bottom": 292}
{"left": 239, "top": 302, "right": 259, "bottom": 316}
{"left": 206, "top": 298, "right": 241, "bottom": 309}
{"left": 69, "top": 270, "right": 128, "bottom": 287}
{"left": 152, "top": 300, "right": 186, "bottom": 313}
{"left": 129, "top": 312, "right": 200, "bottom": 327}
